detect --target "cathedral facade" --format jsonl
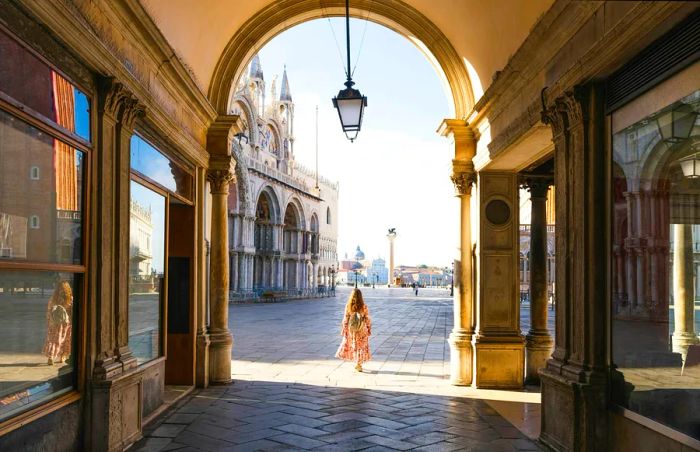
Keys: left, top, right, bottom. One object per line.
{"left": 227, "top": 56, "right": 339, "bottom": 299}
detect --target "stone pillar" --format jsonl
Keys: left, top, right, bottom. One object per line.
{"left": 523, "top": 178, "right": 554, "bottom": 384}
{"left": 89, "top": 76, "right": 147, "bottom": 451}
{"left": 205, "top": 115, "right": 243, "bottom": 385}
{"left": 475, "top": 171, "right": 524, "bottom": 389}
{"left": 672, "top": 224, "right": 699, "bottom": 358}
{"left": 439, "top": 119, "right": 477, "bottom": 386}
{"left": 539, "top": 84, "right": 609, "bottom": 451}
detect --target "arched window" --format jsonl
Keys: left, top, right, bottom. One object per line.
{"left": 326, "top": 207, "right": 331, "bottom": 225}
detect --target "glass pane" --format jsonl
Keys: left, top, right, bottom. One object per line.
{"left": 130, "top": 135, "right": 192, "bottom": 200}
{"left": 0, "top": 272, "right": 78, "bottom": 421}
{"left": 0, "top": 30, "right": 90, "bottom": 142}
{"left": 128, "top": 181, "right": 165, "bottom": 365}
{"left": 0, "top": 110, "right": 85, "bottom": 265}
{"left": 612, "top": 85, "right": 700, "bottom": 439}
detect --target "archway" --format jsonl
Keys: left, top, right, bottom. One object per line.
{"left": 207, "top": 0, "right": 476, "bottom": 119}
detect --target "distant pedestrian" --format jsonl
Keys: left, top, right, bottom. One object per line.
{"left": 413, "top": 283, "right": 418, "bottom": 296}
{"left": 335, "top": 288, "right": 372, "bottom": 372}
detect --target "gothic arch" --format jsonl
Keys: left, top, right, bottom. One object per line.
{"left": 208, "top": 0, "right": 475, "bottom": 119}
{"left": 230, "top": 95, "right": 258, "bottom": 144}
{"left": 284, "top": 197, "right": 306, "bottom": 230}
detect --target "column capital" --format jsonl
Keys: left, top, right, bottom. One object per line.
{"left": 97, "top": 76, "right": 145, "bottom": 127}
{"left": 520, "top": 176, "right": 553, "bottom": 198}
{"left": 207, "top": 169, "right": 234, "bottom": 195}
{"left": 451, "top": 159, "right": 476, "bottom": 196}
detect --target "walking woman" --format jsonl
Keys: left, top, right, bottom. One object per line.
{"left": 335, "top": 288, "right": 372, "bottom": 372}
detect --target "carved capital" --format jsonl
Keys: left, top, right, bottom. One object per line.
{"left": 451, "top": 171, "right": 476, "bottom": 196}
{"left": 98, "top": 77, "right": 130, "bottom": 119}
{"left": 97, "top": 76, "right": 145, "bottom": 128}
{"left": 207, "top": 169, "right": 234, "bottom": 195}
{"left": 120, "top": 97, "right": 146, "bottom": 130}
{"left": 520, "top": 177, "right": 552, "bottom": 198}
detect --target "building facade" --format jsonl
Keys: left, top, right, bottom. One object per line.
{"left": 227, "top": 57, "right": 339, "bottom": 299}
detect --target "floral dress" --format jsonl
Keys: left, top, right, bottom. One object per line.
{"left": 43, "top": 301, "right": 71, "bottom": 363}
{"left": 335, "top": 304, "right": 372, "bottom": 364}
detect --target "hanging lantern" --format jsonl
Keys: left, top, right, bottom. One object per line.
{"left": 332, "top": 0, "right": 368, "bottom": 142}
{"left": 656, "top": 103, "right": 697, "bottom": 143}
{"left": 679, "top": 153, "right": 700, "bottom": 178}
{"left": 333, "top": 80, "right": 367, "bottom": 142}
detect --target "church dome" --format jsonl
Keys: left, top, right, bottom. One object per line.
{"left": 354, "top": 246, "right": 365, "bottom": 261}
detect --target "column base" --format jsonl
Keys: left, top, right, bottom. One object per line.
{"left": 209, "top": 329, "right": 233, "bottom": 385}
{"left": 117, "top": 346, "right": 138, "bottom": 372}
{"left": 474, "top": 336, "right": 524, "bottom": 389}
{"left": 540, "top": 360, "right": 608, "bottom": 452}
{"left": 672, "top": 331, "right": 700, "bottom": 358}
{"left": 525, "top": 332, "right": 554, "bottom": 384}
{"left": 196, "top": 330, "right": 211, "bottom": 388}
{"left": 448, "top": 331, "right": 473, "bottom": 386}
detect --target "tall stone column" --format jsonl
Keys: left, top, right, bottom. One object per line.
{"left": 439, "top": 119, "right": 477, "bottom": 386}
{"left": 523, "top": 178, "right": 554, "bottom": 384}
{"left": 207, "top": 168, "right": 234, "bottom": 384}
{"left": 672, "top": 223, "right": 699, "bottom": 358}
{"left": 205, "top": 115, "right": 243, "bottom": 385}
{"left": 387, "top": 231, "right": 397, "bottom": 286}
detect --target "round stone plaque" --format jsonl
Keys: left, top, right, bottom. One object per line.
{"left": 485, "top": 199, "right": 510, "bottom": 226}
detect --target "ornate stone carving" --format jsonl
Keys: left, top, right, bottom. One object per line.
{"left": 98, "top": 76, "right": 130, "bottom": 118}
{"left": 451, "top": 171, "right": 476, "bottom": 196}
{"left": 207, "top": 169, "right": 235, "bottom": 195}
{"left": 120, "top": 97, "right": 146, "bottom": 130}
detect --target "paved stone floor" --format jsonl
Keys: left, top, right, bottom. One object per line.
{"left": 135, "top": 288, "right": 548, "bottom": 451}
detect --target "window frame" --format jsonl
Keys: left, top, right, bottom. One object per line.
{"left": 0, "top": 27, "right": 92, "bottom": 436}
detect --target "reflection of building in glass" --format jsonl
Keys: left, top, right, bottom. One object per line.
{"left": 129, "top": 199, "right": 155, "bottom": 294}
{"left": 228, "top": 56, "right": 339, "bottom": 299}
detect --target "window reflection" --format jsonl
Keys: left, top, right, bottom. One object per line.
{"left": 612, "top": 82, "right": 700, "bottom": 439}
{"left": 0, "top": 30, "right": 90, "bottom": 141}
{"left": 0, "top": 110, "right": 84, "bottom": 264}
{"left": 130, "top": 135, "right": 192, "bottom": 200}
{"left": 128, "top": 181, "right": 165, "bottom": 365}
{"left": 0, "top": 272, "right": 77, "bottom": 421}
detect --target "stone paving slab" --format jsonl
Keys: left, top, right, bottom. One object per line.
{"left": 134, "top": 288, "right": 547, "bottom": 451}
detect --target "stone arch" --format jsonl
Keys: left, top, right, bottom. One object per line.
{"left": 256, "top": 185, "right": 282, "bottom": 223}
{"left": 284, "top": 197, "right": 306, "bottom": 230}
{"left": 230, "top": 95, "right": 257, "bottom": 143}
{"left": 208, "top": 0, "right": 475, "bottom": 119}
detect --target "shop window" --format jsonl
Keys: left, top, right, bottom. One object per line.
{"left": 128, "top": 180, "right": 165, "bottom": 365}
{"left": 0, "top": 272, "right": 80, "bottom": 421}
{"left": 0, "top": 110, "right": 85, "bottom": 264}
{"left": 0, "top": 26, "right": 88, "bottom": 428}
{"left": 611, "top": 61, "right": 700, "bottom": 440}
{"left": 130, "top": 135, "right": 193, "bottom": 201}
{"left": 0, "top": 29, "right": 90, "bottom": 142}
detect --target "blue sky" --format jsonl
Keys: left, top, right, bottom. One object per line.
{"left": 258, "top": 18, "right": 457, "bottom": 267}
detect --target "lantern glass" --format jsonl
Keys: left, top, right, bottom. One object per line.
{"left": 656, "top": 103, "right": 697, "bottom": 143}
{"left": 333, "top": 83, "right": 367, "bottom": 141}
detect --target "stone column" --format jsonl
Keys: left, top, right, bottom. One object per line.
{"left": 205, "top": 115, "right": 243, "bottom": 385}
{"left": 387, "top": 231, "right": 397, "bottom": 286}
{"left": 672, "top": 223, "right": 699, "bottom": 358}
{"left": 207, "top": 168, "right": 234, "bottom": 384}
{"left": 439, "top": 119, "right": 477, "bottom": 386}
{"left": 523, "top": 178, "right": 554, "bottom": 384}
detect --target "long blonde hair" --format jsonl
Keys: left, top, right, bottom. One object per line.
{"left": 344, "top": 289, "right": 365, "bottom": 315}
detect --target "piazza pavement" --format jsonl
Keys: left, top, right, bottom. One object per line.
{"left": 134, "top": 287, "right": 551, "bottom": 451}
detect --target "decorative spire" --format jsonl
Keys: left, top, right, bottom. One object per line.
{"left": 280, "top": 65, "right": 292, "bottom": 102}
{"left": 249, "top": 54, "right": 264, "bottom": 80}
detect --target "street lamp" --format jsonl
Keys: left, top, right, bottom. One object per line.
{"left": 450, "top": 261, "right": 454, "bottom": 297}
{"left": 332, "top": 0, "right": 367, "bottom": 142}
{"left": 353, "top": 269, "right": 359, "bottom": 288}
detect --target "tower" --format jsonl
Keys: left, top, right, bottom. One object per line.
{"left": 278, "top": 66, "right": 294, "bottom": 161}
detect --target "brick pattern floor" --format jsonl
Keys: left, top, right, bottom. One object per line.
{"left": 134, "top": 288, "right": 546, "bottom": 451}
